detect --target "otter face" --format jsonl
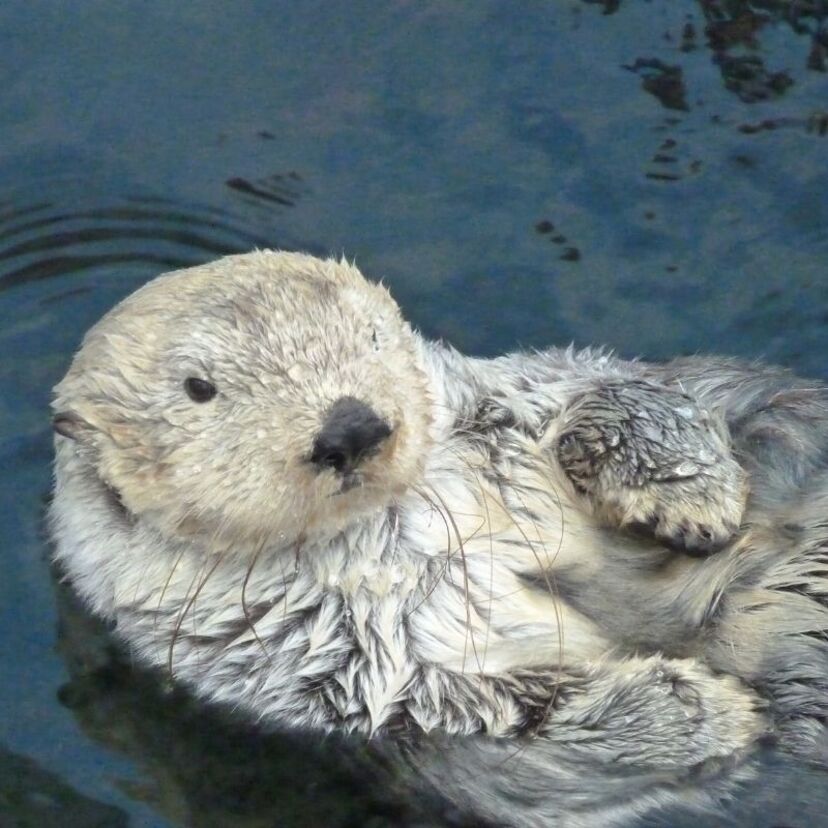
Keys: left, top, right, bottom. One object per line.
{"left": 52, "top": 251, "right": 433, "bottom": 548}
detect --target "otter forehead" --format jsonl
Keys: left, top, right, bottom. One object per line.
{"left": 112, "top": 250, "right": 397, "bottom": 340}
{"left": 63, "top": 250, "right": 405, "bottom": 390}
{"left": 161, "top": 254, "right": 406, "bottom": 394}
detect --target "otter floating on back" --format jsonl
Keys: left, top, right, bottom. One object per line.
{"left": 50, "top": 251, "right": 828, "bottom": 827}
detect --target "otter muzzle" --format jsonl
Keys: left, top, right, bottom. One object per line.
{"left": 310, "top": 396, "right": 392, "bottom": 476}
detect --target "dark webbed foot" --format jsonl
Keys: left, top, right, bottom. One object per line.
{"left": 555, "top": 380, "right": 748, "bottom": 555}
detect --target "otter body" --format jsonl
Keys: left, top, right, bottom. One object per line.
{"left": 50, "top": 252, "right": 828, "bottom": 826}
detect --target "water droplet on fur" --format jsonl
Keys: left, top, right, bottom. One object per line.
{"left": 256, "top": 429, "right": 266, "bottom": 439}
{"left": 674, "top": 406, "right": 695, "bottom": 420}
{"left": 673, "top": 461, "right": 699, "bottom": 477}
{"left": 656, "top": 670, "right": 665, "bottom": 679}
{"left": 192, "top": 465, "right": 202, "bottom": 475}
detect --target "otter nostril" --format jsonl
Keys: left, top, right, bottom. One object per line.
{"left": 319, "top": 450, "right": 348, "bottom": 472}
{"left": 310, "top": 396, "right": 392, "bottom": 475}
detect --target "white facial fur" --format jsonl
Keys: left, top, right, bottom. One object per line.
{"left": 52, "top": 251, "right": 433, "bottom": 548}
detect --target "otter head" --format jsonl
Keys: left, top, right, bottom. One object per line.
{"left": 52, "top": 251, "right": 433, "bottom": 548}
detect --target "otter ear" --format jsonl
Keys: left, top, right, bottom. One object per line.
{"left": 52, "top": 411, "right": 95, "bottom": 442}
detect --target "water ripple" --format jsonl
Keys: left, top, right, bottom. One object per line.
{"left": 0, "top": 199, "right": 279, "bottom": 293}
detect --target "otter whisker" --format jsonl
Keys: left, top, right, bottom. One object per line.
{"left": 130, "top": 541, "right": 158, "bottom": 613}
{"left": 152, "top": 545, "right": 188, "bottom": 655}
{"left": 446, "top": 440, "right": 566, "bottom": 695}
{"left": 167, "top": 551, "right": 226, "bottom": 678}
{"left": 165, "top": 564, "right": 202, "bottom": 679}
{"left": 422, "top": 482, "right": 485, "bottom": 675}
{"left": 405, "top": 486, "right": 456, "bottom": 618}
{"left": 240, "top": 536, "right": 275, "bottom": 667}
{"left": 406, "top": 482, "right": 488, "bottom": 642}
{"left": 508, "top": 488, "right": 566, "bottom": 718}
{"left": 437, "top": 443, "right": 498, "bottom": 675}
{"left": 292, "top": 533, "right": 306, "bottom": 581}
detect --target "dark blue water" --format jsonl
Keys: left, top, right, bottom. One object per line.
{"left": 2, "top": 2, "right": 828, "bottom": 825}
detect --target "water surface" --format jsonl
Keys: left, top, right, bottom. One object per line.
{"left": 2, "top": 1, "right": 828, "bottom": 825}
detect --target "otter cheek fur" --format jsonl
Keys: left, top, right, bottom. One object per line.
{"left": 50, "top": 250, "right": 828, "bottom": 828}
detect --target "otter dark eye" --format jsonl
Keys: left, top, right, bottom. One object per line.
{"left": 184, "top": 377, "right": 217, "bottom": 403}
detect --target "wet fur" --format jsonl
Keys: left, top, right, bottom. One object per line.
{"left": 50, "top": 252, "right": 828, "bottom": 827}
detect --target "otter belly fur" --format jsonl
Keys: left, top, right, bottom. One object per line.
{"left": 50, "top": 251, "right": 828, "bottom": 826}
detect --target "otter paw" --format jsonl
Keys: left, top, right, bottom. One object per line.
{"left": 653, "top": 660, "right": 770, "bottom": 770}
{"left": 603, "top": 455, "right": 746, "bottom": 555}
{"left": 555, "top": 380, "right": 748, "bottom": 555}
{"left": 552, "top": 657, "right": 769, "bottom": 772}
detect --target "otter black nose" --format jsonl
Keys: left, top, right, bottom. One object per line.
{"left": 310, "top": 397, "right": 392, "bottom": 474}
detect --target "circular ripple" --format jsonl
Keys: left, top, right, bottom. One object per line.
{"left": 0, "top": 197, "right": 278, "bottom": 293}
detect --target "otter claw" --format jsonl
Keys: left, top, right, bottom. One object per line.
{"left": 656, "top": 518, "right": 737, "bottom": 557}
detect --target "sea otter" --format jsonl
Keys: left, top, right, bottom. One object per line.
{"left": 49, "top": 251, "right": 828, "bottom": 826}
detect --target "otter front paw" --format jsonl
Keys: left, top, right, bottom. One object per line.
{"left": 555, "top": 380, "right": 748, "bottom": 555}
{"left": 551, "top": 657, "right": 769, "bottom": 772}
{"left": 648, "top": 660, "right": 770, "bottom": 770}
{"left": 632, "top": 659, "right": 770, "bottom": 771}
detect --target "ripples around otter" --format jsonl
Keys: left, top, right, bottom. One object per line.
{"left": 0, "top": 196, "right": 281, "bottom": 296}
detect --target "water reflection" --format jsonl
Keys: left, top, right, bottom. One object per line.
{"left": 53, "top": 576, "right": 470, "bottom": 828}
{"left": 0, "top": 743, "right": 128, "bottom": 828}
